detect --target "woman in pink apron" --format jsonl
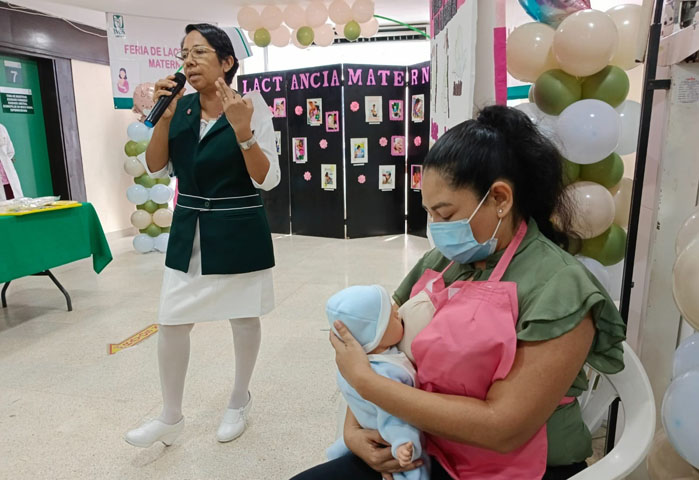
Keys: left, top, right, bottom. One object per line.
{"left": 291, "top": 106, "right": 625, "bottom": 480}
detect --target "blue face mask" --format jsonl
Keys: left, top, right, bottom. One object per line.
{"left": 428, "top": 191, "right": 502, "bottom": 264}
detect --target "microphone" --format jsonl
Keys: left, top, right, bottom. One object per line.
{"left": 144, "top": 72, "right": 186, "bottom": 128}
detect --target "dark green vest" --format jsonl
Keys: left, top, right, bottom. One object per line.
{"left": 165, "top": 93, "right": 275, "bottom": 275}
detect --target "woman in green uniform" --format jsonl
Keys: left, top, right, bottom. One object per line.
{"left": 125, "top": 24, "right": 280, "bottom": 448}
{"left": 292, "top": 106, "right": 626, "bottom": 479}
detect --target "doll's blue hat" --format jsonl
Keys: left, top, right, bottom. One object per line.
{"left": 326, "top": 285, "right": 391, "bottom": 353}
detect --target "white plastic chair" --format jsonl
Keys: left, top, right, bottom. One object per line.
{"left": 571, "top": 341, "right": 656, "bottom": 480}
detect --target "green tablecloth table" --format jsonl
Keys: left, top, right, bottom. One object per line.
{"left": 0, "top": 203, "right": 112, "bottom": 310}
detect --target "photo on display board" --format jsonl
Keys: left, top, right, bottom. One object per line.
{"left": 321, "top": 164, "right": 337, "bottom": 191}
{"left": 273, "top": 98, "right": 286, "bottom": 118}
{"left": 293, "top": 137, "right": 307, "bottom": 164}
{"left": 411, "top": 165, "right": 423, "bottom": 190}
{"left": 365, "top": 96, "right": 383, "bottom": 124}
{"left": 391, "top": 136, "right": 406, "bottom": 156}
{"left": 379, "top": 165, "right": 396, "bottom": 190}
{"left": 412, "top": 94, "right": 425, "bottom": 123}
{"left": 307, "top": 98, "right": 323, "bottom": 126}
{"left": 351, "top": 138, "right": 369, "bottom": 165}
{"left": 389, "top": 100, "right": 404, "bottom": 121}
{"left": 326, "top": 111, "right": 340, "bottom": 132}
{"left": 275, "top": 131, "right": 282, "bottom": 156}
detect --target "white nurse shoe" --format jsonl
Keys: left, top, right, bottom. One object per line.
{"left": 125, "top": 417, "right": 185, "bottom": 448}
{"left": 217, "top": 393, "right": 252, "bottom": 443}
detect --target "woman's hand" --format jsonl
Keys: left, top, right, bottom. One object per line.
{"left": 330, "top": 321, "right": 373, "bottom": 389}
{"left": 215, "top": 77, "right": 253, "bottom": 138}
{"left": 152, "top": 75, "right": 185, "bottom": 122}
{"left": 346, "top": 427, "right": 423, "bottom": 479}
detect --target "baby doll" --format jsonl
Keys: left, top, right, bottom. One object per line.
{"left": 326, "top": 285, "right": 429, "bottom": 480}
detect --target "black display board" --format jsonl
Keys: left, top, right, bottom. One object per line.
{"left": 343, "top": 64, "right": 407, "bottom": 239}
{"left": 238, "top": 72, "right": 291, "bottom": 234}
{"left": 406, "top": 62, "right": 431, "bottom": 238}
{"left": 285, "top": 65, "right": 345, "bottom": 238}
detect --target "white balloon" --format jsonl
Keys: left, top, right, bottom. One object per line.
{"left": 306, "top": 1, "right": 329, "bottom": 28}
{"left": 130, "top": 210, "right": 152, "bottom": 230}
{"left": 154, "top": 233, "right": 170, "bottom": 253}
{"left": 352, "top": 0, "right": 375, "bottom": 23}
{"left": 673, "top": 333, "right": 699, "bottom": 379}
{"left": 566, "top": 181, "right": 616, "bottom": 239}
{"left": 328, "top": 0, "right": 353, "bottom": 24}
{"left": 577, "top": 255, "right": 611, "bottom": 294}
{"left": 153, "top": 208, "right": 173, "bottom": 228}
{"left": 314, "top": 24, "right": 335, "bottom": 47}
{"left": 616, "top": 100, "right": 641, "bottom": 155}
{"left": 662, "top": 371, "right": 699, "bottom": 468}
{"left": 537, "top": 114, "right": 565, "bottom": 152}
{"left": 360, "top": 17, "right": 379, "bottom": 38}
{"left": 270, "top": 26, "right": 291, "bottom": 47}
{"left": 557, "top": 99, "right": 621, "bottom": 165}
{"left": 133, "top": 234, "right": 154, "bottom": 254}
{"left": 673, "top": 240, "right": 699, "bottom": 330}
{"left": 677, "top": 208, "right": 699, "bottom": 256}
{"left": 237, "top": 6, "right": 261, "bottom": 31}
{"left": 261, "top": 5, "right": 283, "bottom": 31}
{"left": 123, "top": 157, "right": 146, "bottom": 177}
{"left": 284, "top": 4, "right": 306, "bottom": 30}
{"left": 606, "top": 259, "right": 624, "bottom": 302}
{"left": 126, "top": 184, "right": 149, "bottom": 205}
{"left": 149, "top": 184, "right": 173, "bottom": 204}
{"left": 514, "top": 102, "right": 545, "bottom": 124}
{"left": 127, "top": 122, "right": 150, "bottom": 142}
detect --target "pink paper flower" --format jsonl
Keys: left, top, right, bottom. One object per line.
{"left": 379, "top": 137, "right": 388, "bottom": 147}
{"left": 350, "top": 101, "right": 360, "bottom": 112}
{"left": 414, "top": 136, "right": 422, "bottom": 147}
{"left": 431, "top": 122, "right": 439, "bottom": 141}
{"left": 295, "top": 105, "right": 304, "bottom": 116}
{"left": 304, "top": 171, "right": 312, "bottom": 181}
{"left": 358, "top": 175, "right": 366, "bottom": 184}
{"left": 319, "top": 139, "right": 328, "bottom": 149}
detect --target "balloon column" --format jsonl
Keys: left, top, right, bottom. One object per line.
{"left": 237, "top": 1, "right": 379, "bottom": 49}
{"left": 123, "top": 83, "right": 174, "bottom": 254}
{"left": 508, "top": 2, "right": 644, "bottom": 295}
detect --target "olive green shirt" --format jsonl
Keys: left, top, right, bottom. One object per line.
{"left": 393, "top": 220, "right": 626, "bottom": 466}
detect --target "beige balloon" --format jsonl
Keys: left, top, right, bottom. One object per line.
{"left": 647, "top": 428, "right": 699, "bottom": 480}
{"left": 567, "top": 181, "right": 616, "bottom": 239}
{"left": 130, "top": 210, "right": 152, "bottom": 230}
{"left": 673, "top": 240, "right": 699, "bottom": 330}
{"left": 314, "top": 24, "right": 335, "bottom": 47}
{"left": 613, "top": 177, "right": 633, "bottom": 228}
{"left": 507, "top": 23, "right": 558, "bottom": 83}
{"left": 553, "top": 10, "right": 619, "bottom": 77}
{"left": 270, "top": 26, "right": 291, "bottom": 47}
{"left": 124, "top": 157, "right": 146, "bottom": 177}
{"left": 152, "top": 208, "right": 173, "bottom": 228}
{"left": 607, "top": 4, "right": 642, "bottom": 71}
{"left": 676, "top": 208, "right": 699, "bottom": 256}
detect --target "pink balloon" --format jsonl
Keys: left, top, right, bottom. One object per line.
{"left": 270, "top": 26, "right": 291, "bottom": 47}
{"left": 328, "top": 0, "right": 353, "bottom": 24}
{"left": 284, "top": 4, "right": 306, "bottom": 30}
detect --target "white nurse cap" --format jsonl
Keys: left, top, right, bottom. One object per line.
{"left": 221, "top": 26, "right": 253, "bottom": 60}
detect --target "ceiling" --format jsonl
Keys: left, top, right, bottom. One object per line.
{"left": 6, "top": 0, "right": 430, "bottom": 30}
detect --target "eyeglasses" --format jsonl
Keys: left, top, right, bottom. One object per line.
{"left": 176, "top": 46, "right": 216, "bottom": 62}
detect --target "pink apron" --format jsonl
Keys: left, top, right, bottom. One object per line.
{"left": 410, "top": 221, "right": 549, "bottom": 479}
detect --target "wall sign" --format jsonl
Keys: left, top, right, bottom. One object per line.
{"left": 0, "top": 87, "right": 33, "bottom": 114}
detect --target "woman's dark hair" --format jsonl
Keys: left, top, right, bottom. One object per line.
{"left": 183, "top": 23, "right": 238, "bottom": 85}
{"left": 119, "top": 68, "right": 127, "bottom": 79}
{"left": 423, "top": 105, "right": 575, "bottom": 248}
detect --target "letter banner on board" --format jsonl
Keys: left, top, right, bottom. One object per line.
{"left": 106, "top": 13, "right": 191, "bottom": 109}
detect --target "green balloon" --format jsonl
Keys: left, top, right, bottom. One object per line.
{"left": 136, "top": 140, "right": 149, "bottom": 155}
{"left": 143, "top": 200, "right": 159, "bottom": 214}
{"left": 139, "top": 228, "right": 147, "bottom": 234}
{"left": 579, "top": 153, "right": 624, "bottom": 188}
{"left": 582, "top": 66, "right": 630, "bottom": 108}
{"left": 563, "top": 159, "right": 580, "bottom": 186}
{"left": 566, "top": 236, "right": 584, "bottom": 256}
{"left": 145, "top": 224, "right": 162, "bottom": 238}
{"left": 162, "top": 227, "right": 171, "bottom": 233}
{"left": 134, "top": 174, "right": 157, "bottom": 188}
{"left": 344, "top": 21, "right": 361, "bottom": 42}
{"left": 297, "top": 26, "right": 314, "bottom": 46}
{"left": 158, "top": 203, "right": 168, "bottom": 209}
{"left": 136, "top": 204, "right": 146, "bottom": 210}
{"left": 254, "top": 28, "right": 271, "bottom": 48}
{"left": 534, "top": 69, "right": 582, "bottom": 116}
{"left": 581, "top": 225, "right": 627, "bottom": 266}
{"left": 156, "top": 177, "right": 171, "bottom": 185}
{"left": 124, "top": 141, "right": 140, "bottom": 157}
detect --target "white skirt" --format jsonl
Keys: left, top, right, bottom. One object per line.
{"left": 158, "top": 222, "right": 275, "bottom": 325}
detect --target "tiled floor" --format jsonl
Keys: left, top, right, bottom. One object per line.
{"left": 0, "top": 233, "right": 430, "bottom": 479}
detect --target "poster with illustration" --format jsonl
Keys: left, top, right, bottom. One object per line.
{"left": 293, "top": 137, "right": 307, "bottom": 164}
{"left": 412, "top": 94, "right": 425, "bottom": 123}
{"left": 116, "top": 67, "right": 130, "bottom": 94}
{"left": 365, "top": 96, "right": 383, "bottom": 124}
{"left": 389, "top": 100, "right": 404, "bottom": 121}
{"left": 273, "top": 98, "right": 286, "bottom": 118}
{"left": 275, "top": 131, "right": 282, "bottom": 156}
{"left": 307, "top": 98, "right": 323, "bottom": 126}
{"left": 379, "top": 165, "right": 396, "bottom": 191}
{"left": 351, "top": 138, "right": 368, "bottom": 165}
{"left": 322, "top": 164, "right": 337, "bottom": 191}
{"left": 411, "top": 165, "right": 422, "bottom": 190}
{"left": 391, "top": 136, "right": 406, "bottom": 156}
{"left": 326, "top": 111, "right": 339, "bottom": 132}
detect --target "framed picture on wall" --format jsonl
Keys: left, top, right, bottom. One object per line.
{"left": 412, "top": 94, "right": 425, "bottom": 123}
{"left": 391, "top": 136, "right": 406, "bottom": 156}
{"left": 351, "top": 138, "right": 368, "bottom": 165}
{"left": 379, "top": 165, "right": 396, "bottom": 191}
{"left": 293, "top": 137, "right": 307, "bottom": 164}
{"left": 326, "top": 111, "right": 340, "bottom": 132}
{"left": 321, "top": 164, "right": 337, "bottom": 191}
{"left": 411, "top": 165, "right": 423, "bottom": 190}
{"left": 307, "top": 98, "right": 323, "bottom": 126}
{"left": 365, "top": 96, "right": 383, "bottom": 124}
{"left": 275, "top": 131, "right": 282, "bottom": 156}
{"left": 273, "top": 98, "right": 286, "bottom": 118}
{"left": 389, "top": 100, "right": 404, "bottom": 121}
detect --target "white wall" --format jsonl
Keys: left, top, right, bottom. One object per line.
{"left": 71, "top": 60, "right": 137, "bottom": 235}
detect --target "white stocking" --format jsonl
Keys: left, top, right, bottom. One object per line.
{"left": 157, "top": 323, "right": 194, "bottom": 425}
{"left": 228, "top": 317, "right": 261, "bottom": 409}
